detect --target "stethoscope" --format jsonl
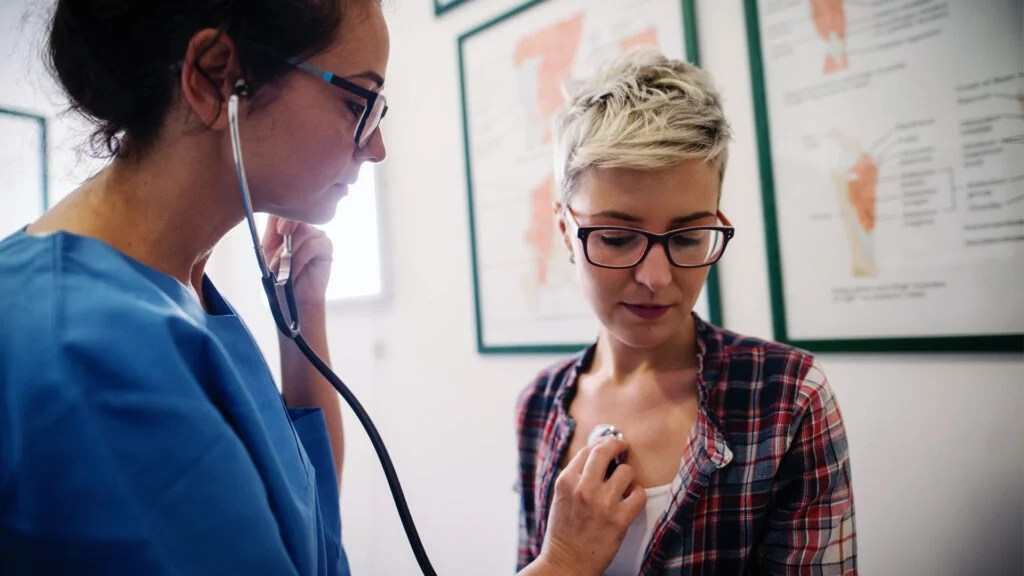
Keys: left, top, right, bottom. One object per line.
{"left": 227, "top": 84, "right": 438, "bottom": 576}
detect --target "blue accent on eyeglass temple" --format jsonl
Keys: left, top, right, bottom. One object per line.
{"left": 288, "top": 58, "right": 335, "bottom": 84}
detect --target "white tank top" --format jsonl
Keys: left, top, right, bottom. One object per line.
{"left": 603, "top": 480, "right": 677, "bottom": 575}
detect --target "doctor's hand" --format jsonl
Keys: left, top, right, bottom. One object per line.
{"left": 523, "top": 438, "right": 646, "bottom": 576}
{"left": 265, "top": 216, "right": 343, "bottom": 482}
{"left": 262, "top": 216, "right": 334, "bottom": 309}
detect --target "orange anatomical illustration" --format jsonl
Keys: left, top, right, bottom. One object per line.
{"left": 847, "top": 153, "right": 878, "bottom": 232}
{"left": 810, "top": 0, "right": 849, "bottom": 74}
{"left": 830, "top": 129, "right": 878, "bottom": 277}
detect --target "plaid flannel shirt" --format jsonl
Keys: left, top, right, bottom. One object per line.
{"left": 516, "top": 316, "right": 857, "bottom": 575}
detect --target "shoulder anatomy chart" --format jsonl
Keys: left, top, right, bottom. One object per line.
{"left": 753, "top": 0, "right": 1023, "bottom": 347}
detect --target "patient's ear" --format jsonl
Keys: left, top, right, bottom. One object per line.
{"left": 554, "top": 202, "right": 573, "bottom": 255}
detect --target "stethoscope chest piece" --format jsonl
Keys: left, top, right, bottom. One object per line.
{"left": 586, "top": 424, "right": 626, "bottom": 479}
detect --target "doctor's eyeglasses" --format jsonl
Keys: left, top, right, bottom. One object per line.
{"left": 565, "top": 209, "right": 735, "bottom": 269}
{"left": 286, "top": 59, "right": 388, "bottom": 149}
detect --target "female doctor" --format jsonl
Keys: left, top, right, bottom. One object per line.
{"left": 0, "top": 0, "right": 646, "bottom": 574}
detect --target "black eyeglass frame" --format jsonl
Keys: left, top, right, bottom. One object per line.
{"left": 171, "top": 32, "right": 388, "bottom": 149}
{"left": 571, "top": 210, "right": 736, "bottom": 269}
{"left": 287, "top": 59, "right": 388, "bottom": 149}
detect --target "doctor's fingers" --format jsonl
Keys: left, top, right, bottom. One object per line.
{"left": 274, "top": 223, "right": 330, "bottom": 258}
{"left": 578, "top": 438, "right": 642, "bottom": 514}
{"left": 268, "top": 224, "right": 327, "bottom": 270}
{"left": 560, "top": 442, "right": 595, "bottom": 478}
{"left": 613, "top": 475, "right": 646, "bottom": 526}
{"left": 276, "top": 218, "right": 301, "bottom": 237}
{"left": 262, "top": 214, "right": 283, "bottom": 238}
{"left": 266, "top": 222, "right": 313, "bottom": 270}
{"left": 580, "top": 438, "right": 629, "bottom": 484}
{"left": 262, "top": 217, "right": 306, "bottom": 248}
{"left": 283, "top": 231, "right": 333, "bottom": 278}
{"left": 605, "top": 463, "right": 646, "bottom": 522}
{"left": 264, "top": 218, "right": 315, "bottom": 259}
{"left": 261, "top": 215, "right": 286, "bottom": 256}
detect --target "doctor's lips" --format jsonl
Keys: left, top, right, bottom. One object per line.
{"left": 623, "top": 303, "right": 671, "bottom": 319}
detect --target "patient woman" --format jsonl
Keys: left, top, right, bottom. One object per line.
{"left": 516, "top": 49, "right": 857, "bottom": 575}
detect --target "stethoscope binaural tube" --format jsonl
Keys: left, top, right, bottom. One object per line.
{"left": 227, "top": 87, "right": 438, "bottom": 576}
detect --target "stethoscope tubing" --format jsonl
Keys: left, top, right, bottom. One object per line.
{"left": 228, "top": 91, "right": 437, "bottom": 576}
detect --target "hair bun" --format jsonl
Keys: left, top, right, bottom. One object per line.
{"left": 45, "top": 0, "right": 348, "bottom": 158}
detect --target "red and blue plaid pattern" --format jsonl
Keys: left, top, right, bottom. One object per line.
{"left": 516, "top": 317, "right": 857, "bottom": 575}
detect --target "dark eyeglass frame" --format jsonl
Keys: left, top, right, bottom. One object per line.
{"left": 567, "top": 209, "right": 736, "bottom": 269}
{"left": 172, "top": 36, "right": 387, "bottom": 149}
{"left": 286, "top": 59, "right": 388, "bottom": 149}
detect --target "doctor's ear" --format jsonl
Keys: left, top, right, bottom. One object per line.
{"left": 179, "top": 28, "right": 244, "bottom": 129}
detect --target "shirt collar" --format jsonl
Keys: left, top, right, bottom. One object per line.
{"left": 553, "top": 313, "right": 733, "bottom": 467}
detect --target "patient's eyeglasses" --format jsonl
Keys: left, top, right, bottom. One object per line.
{"left": 564, "top": 208, "right": 735, "bottom": 269}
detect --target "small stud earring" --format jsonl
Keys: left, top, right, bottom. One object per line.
{"left": 568, "top": 253, "right": 576, "bottom": 264}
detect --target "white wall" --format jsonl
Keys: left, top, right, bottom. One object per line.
{"left": 3, "top": 1, "right": 1021, "bottom": 575}
{"left": 0, "top": 1, "right": 104, "bottom": 209}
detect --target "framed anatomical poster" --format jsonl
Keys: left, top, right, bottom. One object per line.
{"left": 745, "top": 0, "right": 1023, "bottom": 352}
{"left": 0, "top": 108, "right": 48, "bottom": 240}
{"left": 458, "top": 0, "right": 713, "bottom": 353}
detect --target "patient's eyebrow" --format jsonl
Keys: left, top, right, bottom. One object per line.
{"left": 669, "top": 211, "right": 717, "bottom": 226}
{"left": 591, "top": 210, "right": 716, "bottom": 226}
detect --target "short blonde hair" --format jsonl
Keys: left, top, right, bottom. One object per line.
{"left": 553, "top": 48, "right": 731, "bottom": 202}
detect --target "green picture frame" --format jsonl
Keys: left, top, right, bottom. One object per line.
{"left": 0, "top": 107, "right": 49, "bottom": 238}
{"left": 434, "top": 0, "right": 472, "bottom": 17}
{"left": 458, "top": 0, "right": 713, "bottom": 354}
{"left": 743, "top": 0, "right": 1022, "bottom": 353}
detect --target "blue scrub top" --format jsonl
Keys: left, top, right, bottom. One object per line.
{"left": 0, "top": 229, "right": 351, "bottom": 575}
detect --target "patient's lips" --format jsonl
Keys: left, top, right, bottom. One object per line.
{"left": 624, "top": 303, "right": 670, "bottom": 320}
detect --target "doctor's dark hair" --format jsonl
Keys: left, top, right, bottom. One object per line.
{"left": 47, "top": 0, "right": 370, "bottom": 158}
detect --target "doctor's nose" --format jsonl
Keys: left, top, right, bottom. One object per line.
{"left": 357, "top": 127, "right": 387, "bottom": 163}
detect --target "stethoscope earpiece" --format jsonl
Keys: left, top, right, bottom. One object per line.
{"left": 233, "top": 78, "right": 251, "bottom": 97}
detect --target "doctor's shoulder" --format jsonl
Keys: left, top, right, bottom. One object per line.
{"left": 0, "top": 229, "right": 221, "bottom": 397}
{"left": 0, "top": 230, "right": 298, "bottom": 574}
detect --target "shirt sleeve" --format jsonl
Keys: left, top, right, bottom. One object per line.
{"left": 288, "top": 407, "right": 350, "bottom": 576}
{"left": 755, "top": 364, "right": 858, "bottom": 575}
{"left": 515, "top": 370, "right": 553, "bottom": 572}
{"left": 515, "top": 383, "right": 536, "bottom": 573}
